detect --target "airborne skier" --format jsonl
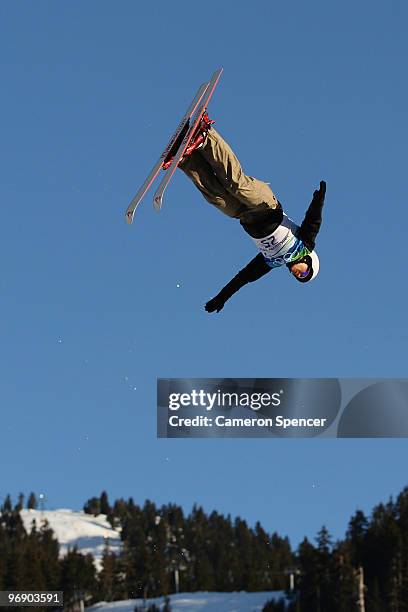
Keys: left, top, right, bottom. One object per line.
{"left": 125, "top": 69, "right": 326, "bottom": 314}
{"left": 168, "top": 115, "right": 326, "bottom": 313}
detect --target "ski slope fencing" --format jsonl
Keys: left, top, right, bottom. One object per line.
{"left": 20, "top": 509, "right": 122, "bottom": 570}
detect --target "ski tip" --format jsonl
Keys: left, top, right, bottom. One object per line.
{"left": 125, "top": 210, "right": 135, "bottom": 225}
{"left": 153, "top": 200, "right": 162, "bottom": 212}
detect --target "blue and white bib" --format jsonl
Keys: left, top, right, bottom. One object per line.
{"left": 250, "top": 214, "right": 310, "bottom": 268}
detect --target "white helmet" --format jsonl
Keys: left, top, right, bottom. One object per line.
{"left": 290, "top": 251, "right": 320, "bottom": 283}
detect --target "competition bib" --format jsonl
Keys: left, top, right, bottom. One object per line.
{"left": 250, "top": 214, "right": 310, "bottom": 268}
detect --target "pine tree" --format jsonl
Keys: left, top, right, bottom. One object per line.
{"left": 330, "top": 543, "right": 359, "bottom": 612}
{"left": 100, "top": 491, "right": 110, "bottom": 516}
{"left": 38, "top": 519, "right": 60, "bottom": 590}
{"left": 364, "top": 499, "right": 399, "bottom": 609}
{"left": 83, "top": 496, "right": 101, "bottom": 516}
{"left": 268, "top": 532, "right": 295, "bottom": 591}
{"left": 315, "top": 525, "right": 333, "bottom": 611}
{"left": 347, "top": 509, "right": 368, "bottom": 567}
{"left": 121, "top": 509, "right": 156, "bottom": 601}
{"left": 2, "top": 510, "right": 27, "bottom": 589}
{"left": 15, "top": 493, "right": 24, "bottom": 512}
{"left": 234, "top": 516, "right": 255, "bottom": 590}
{"left": 23, "top": 525, "right": 46, "bottom": 589}
{"left": 5, "top": 543, "right": 25, "bottom": 589}
{"left": 98, "top": 539, "right": 126, "bottom": 601}
{"left": 2, "top": 495, "right": 12, "bottom": 513}
{"left": 297, "top": 537, "right": 320, "bottom": 612}
{"left": 27, "top": 492, "right": 38, "bottom": 510}
{"left": 184, "top": 505, "right": 215, "bottom": 591}
{"left": 99, "top": 541, "right": 115, "bottom": 601}
{"left": 60, "top": 549, "right": 97, "bottom": 603}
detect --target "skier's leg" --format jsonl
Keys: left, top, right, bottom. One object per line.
{"left": 179, "top": 152, "right": 248, "bottom": 219}
{"left": 200, "top": 128, "right": 279, "bottom": 212}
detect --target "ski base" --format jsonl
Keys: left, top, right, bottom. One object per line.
{"left": 124, "top": 82, "right": 209, "bottom": 224}
{"left": 124, "top": 68, "right": 223, "bottom": 224}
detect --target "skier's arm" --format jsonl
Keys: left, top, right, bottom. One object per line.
{"left": 205, "top": 253, "right": 272, "bottom": 313}
{"left": 299, "top": 180, "right": 326, "bottom": 251}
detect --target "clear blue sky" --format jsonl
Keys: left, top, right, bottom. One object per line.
{"left": 1, "top": 0, "right": 407, "bottom": 548}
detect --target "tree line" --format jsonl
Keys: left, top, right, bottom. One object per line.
{"left": 2, "top": 488, "right": 408, "bottom": 611}
{"left": 0, "top": 495, "right": 96, "bottom": 607}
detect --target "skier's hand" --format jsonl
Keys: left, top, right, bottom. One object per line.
{"left": 205, "top": 295, "right": 225, "bottom": 313}
{"left": 313, "top": 180, "right": 326, "bottom": 200}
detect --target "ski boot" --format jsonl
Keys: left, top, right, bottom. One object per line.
{"left": 184, "top": 112, "right": 215, "bottom": 156}
{"left": 162, "top": 112, "right": 215, "bottom": 170}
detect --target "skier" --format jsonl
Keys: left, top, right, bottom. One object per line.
{"left": 168, "top": 115, "right": 327, "bottom": 313}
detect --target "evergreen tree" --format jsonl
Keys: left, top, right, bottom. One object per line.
{"left": 38, "top": 519, "right": 60, "bottom": 590}
{"left": 105, "top": 497, "right": 129, "bottom": 530}
{"left": 121, "top": 512, "right": 156, "bottom": 600}
{"left": 347, "top": 509, "right": 369, "bottom": 567}
{"left": 100, "top": 491, "right": 111, "bottom": 516}
{"left": 315, "top": 525, "right": 333, "bottom": 611}
{"left": 184, "top": 505, "right": 215, "bottom": 591}
{"left": 5, "top": 543, "right": 25, "bottom": 589}
{"left": 83, "top": 496, "right": 101, "bottom": 516}
{"left": 296, "top": 537, "right": 320, "bottom": 612}
{"left": 234, "top": 516, "right": 255, "bottom": 590}
{"left": 206, "top": 511, "right": 238, "bottom": 591}
{"left": 99, "top": 542, "right": 116, "bottom": 601}
{"left": 9, "top": 485, "right": 408, "bottom": 609}
{"left": 27, "top": 492, "right": 38, "bottom": 510}
{"left": 15, "top": 493, "right": 25, "bottom": 512}
{"left": 267, "top": 532, "right": 295, "bottom": 591}
{"left": 98, "top": 540, "right": 126, "bottom": 601}
{"left": 1, "top": 509, "right": 26, "bottom": 541}
{"left": 2, "top": 510, "right": 27, "bottom": 589}
{"left": 330, "top": 542, "right": 359, "bottom": 612}
{"left": 2, "top": 495, "right": 12, "bottom": 513}
{"left": 60, "top": 549, "right": 97, "bottom": 603}
{"left": 23, "top": 524, "right": 46, "bottom": 589}
{"left": 363, "top": 499, "right": 400, "bottom": 609}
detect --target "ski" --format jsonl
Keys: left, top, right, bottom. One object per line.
{"left": 153, "top": 68, "right": 223, "bottom": 212}
{"left": 124, "top": 81, "right": 209, "bottom": 225}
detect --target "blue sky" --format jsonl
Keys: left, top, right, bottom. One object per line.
{"left": 1, "top": 0, "right": 407, "bottom": 548}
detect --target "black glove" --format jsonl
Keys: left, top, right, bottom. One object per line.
{"left": 314, "top": 180, "right": 326, "bottom": 200}
{"left": 205, "top": 295, "right": 226, "bottom": 313}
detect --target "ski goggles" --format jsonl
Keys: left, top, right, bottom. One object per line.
{"left": 298, "top": 266, "right": 311, "bottom": 278}
{"left": 289, "top": 256, "right": 311, "bottom": 277}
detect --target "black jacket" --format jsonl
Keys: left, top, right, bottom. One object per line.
{"left": 207, "top": 182, "right": 326, "bottom": 310}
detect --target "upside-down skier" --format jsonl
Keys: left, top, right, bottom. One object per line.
{"left": 166, "top": 113, "right": 326, "bottom": 314}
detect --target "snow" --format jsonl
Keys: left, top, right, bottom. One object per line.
{"left": 20, "top": 509, "right": 121, "bottom": 569}
{"left": 19, "top": 510, "right": 287, "bottom": 610}
{"left": 88, "top": 591, "right": 287, "bottom": 612}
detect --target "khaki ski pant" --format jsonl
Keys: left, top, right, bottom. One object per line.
{"left": 180, "top": 128, "right": 278, "bottom": 224}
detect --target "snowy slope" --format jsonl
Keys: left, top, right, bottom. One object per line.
{"left": 88, "top": 591, "right": 287, "bottom": 612}
{"left": 20, "top": 510, "right": 287, "bottom": 610}
{"left": 20, "top": 509, "right": 121, "bottom": 569}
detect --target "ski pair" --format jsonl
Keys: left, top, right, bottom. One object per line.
{"left": 125, "top": 68, "right": 223, "bottom": 225}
